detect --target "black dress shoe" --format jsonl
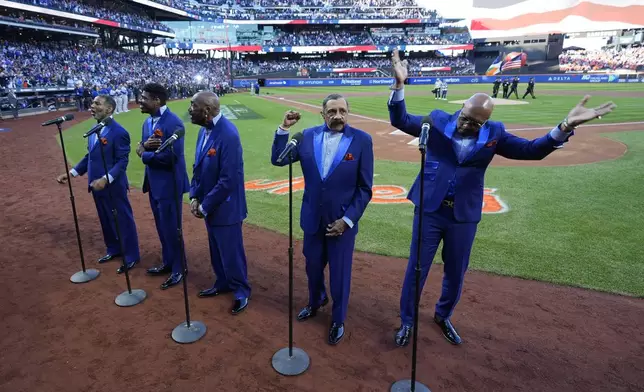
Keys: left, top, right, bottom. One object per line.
{"left": 394, "top": 324, "right": 412, "bottom": 347}
{"left": 198, "top": 287, "right": 232, "bottom": 297}
{"left": 147, "top": 265, "right": 172, "bottom": 275}
{"left": 296, "top": 297, "right": 329, "bottom": 321}
{"left": 116, "top": 261, "right": 138, "bottom": 274}
{"left": 434, "top": 315, "right": 462, "bottom": 345}
{"left": 98, "top": 254, "right": 120, "bottom": 263}
{"left": 328, "top": 323, "right": 345, "bottom": 345}
{"left": 160, "top": 273, "right": 183, "bottom": 290}
{"left": 231, "top": 297, "right": 249, "bottom": 315}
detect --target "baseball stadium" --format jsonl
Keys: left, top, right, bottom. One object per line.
{"left": 1, "top": 0, "right": 643, "bottom": 391}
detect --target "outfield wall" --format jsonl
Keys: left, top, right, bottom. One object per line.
{"left": 233, "top": 73, "right": 644, "bottom": 88}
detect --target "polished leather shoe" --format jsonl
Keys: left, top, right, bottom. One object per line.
{"left": 328, "top": 322, "right": 345, "bottom": 345}
{"left": 98, "top": 254, "right": 120, "bottom": 263}
{"left": 231, "top": 297, "right": 249, "bottom": 315}
{"left": 394, "top": 324, "right": 412, "bottom": 347}
{"left": 434, "top": 315, "right": 462, "bottom": 345}
{"left": 116, "top": 261, "right": 138, "bottom": 274}
{"left": 198, "top": 287, "right": 232, "bottom": 297}
{"left": 160, "top": 273, "right": 183, "bottom": 290}
{"left": 147, "top": 265, "right": 172, "bottom": 275}
{"left": 296, "top": 297, "right": 329, "bottom": 321}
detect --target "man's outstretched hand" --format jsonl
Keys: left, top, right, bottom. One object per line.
{"left": 566, "top": 95, "right": 617, "bottom": 128}
{"left": 390, "top": 49, "right": 408, "bottom": 90}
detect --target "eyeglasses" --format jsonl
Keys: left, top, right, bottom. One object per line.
{"left": 458, "top": 112, "right": 487, "bottom": 128}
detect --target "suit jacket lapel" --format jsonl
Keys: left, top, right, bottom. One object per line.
{"left": 90, "top": 125, "right": 110, "bottom": 152}
{"left": 465, "top": 123, "right": 490, "bottom": 162}
{"left": 195, "top": 124, "right": 217, "bottom": 168}
{"left": 313, "top": 127, "right": 324, "bottom": 179}
{"left": 325, "top": 127, "right": 354, "bottom": 179}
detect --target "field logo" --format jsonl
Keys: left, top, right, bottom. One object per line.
{"left": 220, "top": 104, "right": 263, "bottom": 120}
{"left": 245, "top": 177, "right": 508, "bottom": 213}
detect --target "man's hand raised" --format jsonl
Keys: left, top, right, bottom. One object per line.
{"left": 281, "top": 110, "right": 301, "bottom": 130}
{"left": 391, "top": 49, "right": 408, "bottom": 89}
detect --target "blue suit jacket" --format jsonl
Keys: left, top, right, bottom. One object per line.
{"left": 271, "top": 124, "right": 374, "bottom": 235}
{"left": 140, "top": 108, "right": 190, "bottom": 200}
{"left": 388, "top": 98, "right": 572, "bottom": 223}
{"left": 72, "top": 118, "right": 131, "bottom": 197}
{"left": 190, "top": 116, "right": 248, "bottom": 226}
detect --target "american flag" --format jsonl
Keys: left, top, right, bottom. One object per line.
{"left": 501, "top": 55, "right": 523, "bottom": 71}
{"left": 469, "top": 0, "right": 644, "bottom": 39}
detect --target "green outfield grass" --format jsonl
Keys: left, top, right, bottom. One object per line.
{"left": 59, "top": 84, "right": 644, "bottom": 297}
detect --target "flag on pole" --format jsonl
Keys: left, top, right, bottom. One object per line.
{"left": 485, "top": 55, "right": 503, "bottom": 75}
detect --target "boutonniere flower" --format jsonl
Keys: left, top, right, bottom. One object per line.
{"left": 485, "top": 140, "right": 497, "bottom": 148}
{"left": 100, "top": 137, "right": 108, "bottom": 145}
{"left": 154, "top": 129, "right": 163, "bottom": 137}
{"left": 207, "top": 148, "right": 216, "bottom": 157}
{"left": 344, "top": 153, "right": 354, "bottom": 161}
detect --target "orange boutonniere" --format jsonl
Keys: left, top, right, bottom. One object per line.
{"left": 207, "top": 148, "right": 216, "bottom": 157}
{"left": 100, "top": 137, "right": 108, "bottom": 145}
{"left": 154, "top": 129, "right": 163, "bottom": 137}
{"left": 344, "top": 153, "right": 354, "bottom": 161}
{"left": 485, "top": 140, "right": 497, "bottom": 148}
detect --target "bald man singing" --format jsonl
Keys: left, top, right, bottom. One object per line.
{"left": 188, "top": 91, "right": 251, "bottom": 315}
{"left": 387, "top": 50, "right": 615, "bottom": 346}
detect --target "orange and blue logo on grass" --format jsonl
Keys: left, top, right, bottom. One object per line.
{"left": 245, "top": 177, "right": 508, "bottom": 214}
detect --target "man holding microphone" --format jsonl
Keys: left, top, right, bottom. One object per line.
{"left": 270, "top": 94, "right": 375, "bottom": 345}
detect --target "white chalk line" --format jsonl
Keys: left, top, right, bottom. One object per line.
{"left": 263, "top": 95, "right": 644, "bottom": 134}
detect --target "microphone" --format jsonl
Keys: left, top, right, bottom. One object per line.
{"left": 276, "top": 132, "right": 303, "bottom": 163}
{"left": 41, "top": 113, "right": 74, "bottom": 126}
{"left": 418, "top": 116, "right": 431, "bottom": 150}
{"left": 155, "top": 128, "right": 185, "bottom": 153}
{"left": 83, "top": 117, "right": 112, "bottom": 138}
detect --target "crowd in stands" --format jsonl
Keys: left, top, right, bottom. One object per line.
{"left": 149, "top": 0, "right": 438, "bottom": 20}
{"left": 0, "top": 40, "right": 227, "bottom": 91}
{"left": 262, "top": 27, "right": 471, "bottom": 47}
{"left": 1, "top": 11, "right": 98, "bottom": 35}
{"left": 13, "top": 0, "right": 173, "bottom": 32}
{"left": 231, "top": 56, "right": 475, "bottom": 76}
{"left": 558, "top": 47, "right": 644, "bottom": 72}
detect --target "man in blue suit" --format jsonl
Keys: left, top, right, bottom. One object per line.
{"left": 57, "top": 95, "right": 141, "bottom": 274}
{"left": 387, "top": 50, "right": 616, "bottom": 346}
{"left": 136, "top": 83, "right": 190, "bottom": 290}
{"left": 271, "top": 94, "right": 374, "bottom": 345}
{"left": 188, "top": 91, "right": 251, "bottom": 315}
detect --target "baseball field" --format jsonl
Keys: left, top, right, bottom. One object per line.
{"left": 1, "top": 83, "right": 643, "bottom": 391}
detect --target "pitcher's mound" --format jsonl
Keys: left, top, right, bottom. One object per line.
{"left": 449, "top": 98, "right": 529, "bottom": 105}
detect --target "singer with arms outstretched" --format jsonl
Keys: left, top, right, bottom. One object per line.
{"left": 271, "top": 94, "right": 375, "bottom": 345}
{"left": 387, "top": 49, "right": 616, "bottom": 346}
{"left": 188, "top": 91, "right": 251, "bottom": 315}
{"left": 56, "top": 95, "right": 141, "bottom": 274}
{"left": 136, "top": 83, "right": 190, "bottom": 290}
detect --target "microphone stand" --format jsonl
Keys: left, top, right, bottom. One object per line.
{"left": 391, "top": 138, "right": 431, "bottom": 392}
{"left": 56, "top": 122, "right": 100, "bottom": 284}
{"left": 94, "top": 131, "right": 146, "bottom": 307}
{"left": 272, "top": 149, "right": 310, "bottom": 376}
{"left": 168, "top": 143, "right": 207, "bottom": 343}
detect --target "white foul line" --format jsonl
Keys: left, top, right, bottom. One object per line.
{"left": 263, "top": 95, "right": 644, "bottom": 132}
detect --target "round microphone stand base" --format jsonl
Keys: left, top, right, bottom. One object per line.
{"left": 391, "top": 380, "right": 431, "bottom": 392}
{"left": 115, "top": 289, "right": 147, "bottom": 307}
{"left": 272, "top": 347, "right": 310, "bottom": 376}
{"left": 172, "top": 321, "right": 207, "bottom": 344}
{"left": 70, "top": 269, "right": 100, "bottom": 284}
